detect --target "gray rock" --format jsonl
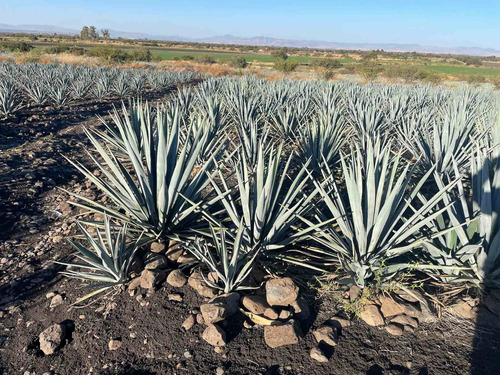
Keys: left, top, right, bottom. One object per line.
{"left": 182, "top": 315, "right": 196, "bottom": 331}
{"left": 167, "top": 269, "right": 188, "bottom": 287}
{"left": 168, "top": 293, "right": 183, "bottom": 302}
{"left": 390, "top": 315, "right": 418, "bottom": 328}
{"left": 177, "top": 254, "right": 197, "bottom": 264}
{"left": 241, "top": 295, "right": 269, "bottom": 315}
{"left": 143, "top": 253, "right": 169, "bottom": 270}
{"left": 202, "top": 324, "right": 227, "bottom": 347}
{"left": 165, "top": 241, "right": 183, "bottom": 261}
{"left": 188, "top": 272, "right": 217, "bottom": 298}
{"left": 379, "top": 295, "right": 406, "bottom": 318}
{"left": 196, "top": 313, "right": 205, "bottom": 325}
{"left": 266, "top": 277, "right": 299, "bottom": 307}
{"left": 449, "top": 300, "right": 478, "bottom": 320}
{"left": 39, "top": 324, "right": 66, "bottom": 355}
{"left": 49, "top": 294, "right": 63, "bottom": 308}
{"left": 263, "top": 307, "right": 279, "bottom": 320}
{"left": 385, "top": 324, "right": 404, "bottom": 336}
{"left": 108, "top": 339, "right": 122, "bottom": 351}
{"left": 150, "top": 242, "right": 166, "bottom": 254}
{"left": 328, "top": 316, "right": 352, "bottom": 329}
{"left": 201, "top": 303, "right": 227, "bottom": 324}
{"left": 310, "top": 346, "right": 329, "bottom": 363}
{"left": 313, "top": 325, "right": 338, "bottom": 346}
{"left": 210, "top": 292, "right": 240, "bottom": 317}
{"left": 279, "top": 309, "right": 292, "bottom": 320}
{"left": 140, "top": 269, "right": 167, "bottom": 289}
{"left": 128, "top": 277, "right": 142, "bottom": 291}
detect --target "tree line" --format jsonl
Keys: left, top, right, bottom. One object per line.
{"left": 80, "top": 26, "right": 110, "bottom": 40}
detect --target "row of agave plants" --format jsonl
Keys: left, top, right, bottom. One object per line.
{"left": 59, "top": 76, "right": 499, "bottom": 300}
{"left": 0, "top": 62, "right": 198, "bottom": 116}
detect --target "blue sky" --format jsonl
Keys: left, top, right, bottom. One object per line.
{"left": 1, "top": 0, "right": 498, "bottom": 49}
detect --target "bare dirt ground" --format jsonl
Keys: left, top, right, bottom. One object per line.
{"left": 1, "top": 90, "right": 499, "bottom": 375}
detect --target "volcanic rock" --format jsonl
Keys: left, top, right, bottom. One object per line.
{"left": 167, "top": 269, "right": 188, "bottom": 287}
{"left": 201, "top": 303, "right": 227, "bottom": 324}
{"left": 143, "top": 253, "right": 169, "bottom": 270}
{"left": 313, "top": 325, "right": 338, "bottom": 346}
{"left": 242, "top": 295, "right": 269, "bottom": 315}
{"left": 39, "top": 324, "right": 66, "bottom": 355}
{"left": 202, "top": 324, "right": 227, "bottom": 347}
{"left": 310, "top": 346, "right": 329, "bottom": 363}
{"left": 266, "top": 277, "right": 299, "bottom": 307}
{"left": 182, "top": 315, "right": 196, "bottom": 331}
{"left": 390, "top": 315, "right": 419, "bottom": 328}
{"left": 385, "top": 324, "right": 404, "bottom": 336}
{"left": 379, "top": 295, "right": 406, "bottom": 318}
{"left": 263, "top": 320, "right": 302, "bottom": 348}
{"left": 360, "top": 305, "right": 384, "bottom": 326}
{"left": 210, "top": 292, "right": 240, "bottom": 316}
{"left": 140, "top": 269, "right": 167, "bottom": 289}
{"left": 188, "top": 272, "right": 217, "bottom": 298}
{"left": 108, "top": 339, "right": 122, "bottom": 351}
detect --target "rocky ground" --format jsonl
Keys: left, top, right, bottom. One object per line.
{"left": 1, "top": 90, "right": 500, "bottom": 375}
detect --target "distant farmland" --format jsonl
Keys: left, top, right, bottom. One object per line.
{"left": 19, "top": 40, "right": 500, "bottom": 76}
{"left": 418, "top": 65, "right": 500, "bottom": 76}
{"left": 151, "top": 50, "right": 356, "bottom": 64}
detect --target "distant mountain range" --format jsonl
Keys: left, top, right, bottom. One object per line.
{"left": 1, "top": 23, "right": 498, "bottom": 57}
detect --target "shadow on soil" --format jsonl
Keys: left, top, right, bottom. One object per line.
{"left": 470, "top": 289, "right": 500, "bottom": 374}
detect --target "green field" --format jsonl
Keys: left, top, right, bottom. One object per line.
{"left": 419, "top": 65, "right": 500, "bottom": 76}
{"left": 151, "top": 50, "right": 356, "bottom": 64}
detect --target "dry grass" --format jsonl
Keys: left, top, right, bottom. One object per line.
{"left": 158, "top": 60, "right": 321, "bottom": 82}
{"left": 158, "top": 60, "right": 239, "bottom": 77}
{"left": 4, "top": 52, "right": 103, "bottom": 66}
{"left": 0, "top": 53, "right": 16, "bottom": 63}
{"left": 49, "top": 53, "right": 102, "bottom": 66}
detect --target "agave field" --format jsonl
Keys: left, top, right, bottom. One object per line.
{"left": 0, "top": 62, "right": 196, "bottom": 116}
{"left": 0, "top": 63, "right": 499, "bottom": 374}
{"left": 64, "top": 76, "right": 500, "bottom": 291}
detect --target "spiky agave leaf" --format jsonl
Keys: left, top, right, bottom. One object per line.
{"left": 186, "top": 224, "right": 259, "bottom": 293}
{"left": 92, "top": 99, "right": 154, "bottom": 156}
{"left": 296, "top": 109, "right": 347, "bottom": 172}
{"left": 49, "top": 77, "right": 72, "bottom": 106}
{"left": 471, "top": 147, "right": 500, "bottom": 286}
{"left": 65, "top": 100, "right": 222, "bottom": 241}
{"left": 208, "top": 142, "right": 320, "bottom": 258}
{"left": 0, "top": 78, "right": 22, "bottom": 116}
{"left": 402, "top": 95, "right": 488, "bottom": 176}
{"left": 20, "top": 79, "right": 48, "bottom": 105}
{"left": 346, "top": 95, "right": 388, "bottom": 149}
{"left": 112, "top": 72, "right": 131, "bottom": 98}
{"left": 235, "top": 118, "right": 272, "bottom": 171}
{"left": 308, "top": 136, "right": 460, "bottom": 287}
{"left": 415, "top": 168, "right": 484, "bottom": 285}
{"left": 269, "top": 105, "right": 301, "bottom": 141}
{"left": 57, "top": 216, "right": 144, "bottom": 301}
{"left": 416, "top": 142, "right": 500, "bottom": 288}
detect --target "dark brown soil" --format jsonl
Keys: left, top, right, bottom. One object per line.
{"left": 1, "top": 92, "right": 499, "bottom": 375}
